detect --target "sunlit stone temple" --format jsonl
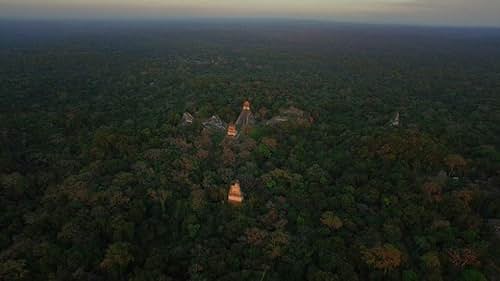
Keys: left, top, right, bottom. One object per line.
{"left": 242, "top": 100, "right": 251, "bottom": 111}
{"left": 235, "top": 100, "right": 255, "bottom": 131}
{"left": 228, "top": 181, "right": 244, "bottom": 204}
{"left": 227, "top": 123, "right": 237, "bottom": 137}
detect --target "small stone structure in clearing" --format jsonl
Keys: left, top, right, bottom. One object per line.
{"left": 390, "top": 112, "right": 400, "bottom": 127}
{"left": 228, "top": 181, "right": 244, "bottom": 204}
{"left": 266, "top": 106, "right": 312, "bottom": 127}
{"left": 181, "top": 112, "right": 194, "bottom": 125}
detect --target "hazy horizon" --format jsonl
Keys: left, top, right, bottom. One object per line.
{"left": 1, "top": 0, "right": 500, "bottom": 28}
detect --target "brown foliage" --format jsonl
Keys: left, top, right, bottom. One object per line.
{"left": 178, "top": 156, "right": 195, "bottom": 172}
{"left": 257, "top": 107, "right": 269, "bottom": 119}
{"left": 191, "top": 189, "right": 206, "bottom": 210}
{"left": 143, "top": 148, "right": 164, "bottom": 161}
{"left": 108, "top": 192, "right": 130, "bottom": 208}
{"left": 362, "top": 244, "right": 403, "bottom": 273}
{"left": 148, "top": 188, "right": 171, "bottom": 213}
{"left": 237, "top": 138, "right": 257, "bottom": 160}
{"left": 262, "top": 137, "right": 278, "bottom": 149}
{"left": 196, "top": 149, "right": 209, "bottom": 160}
{"left": 320, "top": 211, "right": 343, "bottom": 230}
{"left": 368, "top": 131, "right": 443, "bottom": 170}
{"left": 261, "top": 208, "right": 280, "bottom": 226}
{"left": 0, "top": 259, "right": 28, "bottom": 281}
{"left": 453, "top": 190, "right": 475, "bottom": 208}
{"left": 445, "top": 154, "right": 467, "bottom": 176}
{"left": 222, "top": 147, "right": 236, "bottom": 166}
{"left": 173, "top": 137, "right": 193, "bottom": 152}
{"left": 447, "top": 248, "right": 480, "bottom": 268}
{"left": 196, "top": 129, "right": 212, "bottom": 149}
{"left": 422, "top": 181, "right": 442, "bottom": 202}
{"left": 100, "top": 243, "right": 134, "bottom": 271}
{"left": 245, "top": 227, "right": 268, "bottom": 246}
{"left": 261, "top": 208, "right": 288, "bottom": 229}
{"left": 266, "top": 231, "right": 289, "bottom": 259}
{"left": 60, "top": 177, "right": 92, "bottom": 204}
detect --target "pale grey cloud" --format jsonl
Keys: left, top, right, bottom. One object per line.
{"left": 0, "top": 0, "right": 499, "bottom": 27}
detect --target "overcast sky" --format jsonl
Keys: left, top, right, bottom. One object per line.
{"left": 1, "top": 0, "right": 500, "bottom": 27}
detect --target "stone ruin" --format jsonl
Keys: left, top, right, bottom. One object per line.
{"left": 180, "top": 112, "right": 194, "bottom": 125}
{"left": 243, "top": 100, "right": 251, "bottom": 111}
{"left": 177, "top": 102, "right": 317, "bottom": 207}
{"left": 235, "top": 100, "right": 255, "bottom": 131}
{"left": 266, "top": 106, "right": 312, "bottom": 127}
{"left": 228, "top": 181, "right": 244, "bottom": 204}
{"left": 390, "top": 112, "right": 400, "bottom": 127}
{"left": 227, "top": 123, "right": 237, "bottom": 137}
{"left": 184, "top": 101, "right": 256, "bottom": 135}
{"left": 202, "top": 115, "right": 227, "bottom": 131}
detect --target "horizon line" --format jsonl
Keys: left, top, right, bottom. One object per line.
{"left": 1, "top": 16, "right": 500, "bottom": 29}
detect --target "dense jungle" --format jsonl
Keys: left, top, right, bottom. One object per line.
{"left": 1, "top": 20, "right": 500, "bottom": 281}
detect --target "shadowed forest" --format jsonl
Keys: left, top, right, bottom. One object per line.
{"left": 1, "top": 20, "right": 500, "bottom": 281}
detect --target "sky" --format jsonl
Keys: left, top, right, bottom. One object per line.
{"left": 1, "top": 0, "right": 500, "bottom": 27}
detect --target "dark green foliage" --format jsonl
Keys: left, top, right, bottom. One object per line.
{"left": 460, "top": 269, "right": 487, "bottom": 281}
{"left": 1, "top": 21, "right": 499, "bottom": 281}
